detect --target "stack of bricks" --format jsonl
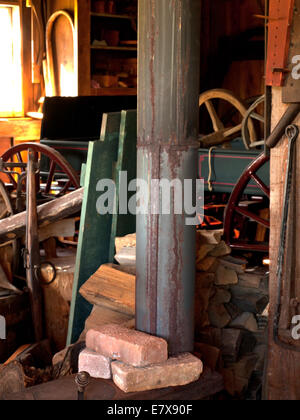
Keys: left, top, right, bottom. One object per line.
{"left": 78, "top": 324, "right": 203, "bottom": 393}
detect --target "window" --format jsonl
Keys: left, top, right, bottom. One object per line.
{"left": 0, "top": 2, "right": 22, "bottom": 117}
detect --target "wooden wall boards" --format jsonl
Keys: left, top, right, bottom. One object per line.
{"left": 266, "top": 0, "right": 295, "bottom": 87}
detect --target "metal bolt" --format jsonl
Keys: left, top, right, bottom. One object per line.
{"left": 75, "top": 371, "right": 90, "bottom": 400}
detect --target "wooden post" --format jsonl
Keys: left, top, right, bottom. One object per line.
{"left": 26, "top": 150, "right": 43, "bottom": 342}
{"left": 267, "top": 88, "right": 300, "bottom": 399}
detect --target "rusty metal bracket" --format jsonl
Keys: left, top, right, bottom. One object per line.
{"left": 266, "top": 0, "right": 295, "bottom": 87}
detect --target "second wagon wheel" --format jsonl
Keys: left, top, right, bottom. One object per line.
{"left": 242, "top": 94, "right": 265, "bottom": 150}
{"left": 199, "top": 89, "right": 257, "bottom": 148}
{"left": 1, "top": 143, "right": 80, "bottom": 212}
{"left": 223, "top": 152, "right": 270, "bottom": 254}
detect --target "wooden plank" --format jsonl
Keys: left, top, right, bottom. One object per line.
{"left": 0, "top": 119, "right": 41, "bottom": 141}
{"left": 67, "top": 113, "right": 121, "bottom": 344}
{"left": 267, "top": 87, "right": 300, "bottom": 399}
{"left": 282, "top": 0, "right": 300, "bottom": 102}
{"left": 109, "top": 110, "right": 137, "bottom": 260}
{"left": 0, "top": 188, "right": 83, "bottom": 244}
{"left": 3, "top": 367, "right": 224, "bottom": 401}
{"left": 79, "top": 305, "right": 135, "bottom": 340}
{"left": 68, "top": 110, "right": 137, "bottom": 344}
{"left": 38, "top": 218, "right": 75, "bottom": 242}
{"left": 265, "top": 0, "right": 295, "bottom": 87}
{"left": 84, "top": 305, "right": 134, "bottom": 332}
{"left": 79, "top": 264, "right": 135, "bottom": 315}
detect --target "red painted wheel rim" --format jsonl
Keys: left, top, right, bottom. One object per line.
{"left": 223, "top": 152, "right": 270, "bottom": 253}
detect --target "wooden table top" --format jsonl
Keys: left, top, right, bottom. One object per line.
{"left": 0, "top": 118, "right": 41, "bottom": 141}
{"left": 3, "top": 367, "right": 224, "bottom": 401}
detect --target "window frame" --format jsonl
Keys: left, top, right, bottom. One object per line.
{"left": 0, "top": 0, "right": 23, "bottom": 118}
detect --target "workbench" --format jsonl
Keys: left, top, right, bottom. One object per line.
{"left": 0, "top": 118, "right": 41, "bottom": 142}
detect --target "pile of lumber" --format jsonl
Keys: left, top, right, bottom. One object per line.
{"left": 79, "top": 264, "right": 136, "bottom": 339}
{"left": 195, "top": 229, "right": 269, "bottom": 399}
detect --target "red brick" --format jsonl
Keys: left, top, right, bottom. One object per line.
{"left": 111, "top": 353, "right": 203, "bottom": 393}
{"left": 86, "top": 324, "right": 168, "bottom": 367}
{"left": 78, "top": 348, "right": 112, "bottom": 379}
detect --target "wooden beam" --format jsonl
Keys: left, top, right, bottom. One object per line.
{"left": 0, "top": 118, "right": 41, "bottom": 141}
{"left": 0, "top": 188, "right": 83, "bottom": 244}
{"left": 267, "top": 87, "right": 300, "bottom": 400}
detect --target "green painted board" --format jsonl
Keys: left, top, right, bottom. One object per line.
{"left": 67, "top": 110, "right": 137, "bottom": 344}
{"left": 67, "top": 112, "right": 121, "bottom": 344}
{"left": 109, "top": 110, "right": 137, "bottom": 261}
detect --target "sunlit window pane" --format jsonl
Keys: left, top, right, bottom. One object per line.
{"left": 0, "top": 4, "right": 22, "bottom": 117}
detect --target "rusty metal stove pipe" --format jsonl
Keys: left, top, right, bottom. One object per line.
{"left": 136, "top": 0, "right": 201, "bottom": 354}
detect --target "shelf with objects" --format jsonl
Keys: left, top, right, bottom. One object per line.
{"left": 89, "top": 0, "right": 138, "bottom": 96}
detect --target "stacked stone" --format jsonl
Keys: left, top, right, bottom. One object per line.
{"left": 78, "top": 324, "right": 203, "bottom": 393}
{"left": 195, "top": 230, "right": 269, "bottom": 399}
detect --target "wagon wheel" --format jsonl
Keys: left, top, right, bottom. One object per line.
{"left": 1, "top": 143, "right": 80, "bottom": 211}
{"left": 0, "top": 180, "right": 18, "bottom": 274}
{"left": 0, "top": 143, "right": 80, "bottom": 279}
{"left": 242, "top": 95, "right": 265, "bottom": 150}
{"left": 199, "top": 89, "right": 257, "bottom": 148}
{"left": 223, "top": 152, "right": 270, "bottom": 253}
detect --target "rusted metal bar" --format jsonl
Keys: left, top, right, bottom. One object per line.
{"left": 136, "top": 0, "right": 201, "bottom": 354}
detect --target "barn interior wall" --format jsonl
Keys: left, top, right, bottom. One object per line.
{"left": 200, "top": 0, "right": 265, "bottom": 102}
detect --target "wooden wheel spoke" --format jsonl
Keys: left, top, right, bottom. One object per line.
{"left": 201, "top": 123, "right": 242, "bottom": 146}
{"left": 223, "top": 124, "right": 243, "bottom": 137}
{"left": 58, "top": 179, "right": 72, "bottom": 196}
{"left": 224, "top": 153, "right": 270, "bottom": 253}
{"left": 205, "top": 100, "right": 225, "bottom": 132}
{"left": 0, "top": 209, "right": 9, "bottom": 219}
{"left": 251, "top": 173, "right": 270, "bottom": 198}
{"left": 251, "top": 112, "right": 264, "bottom": 123}
{"left": 199, "top": 89, "right": 257, "bottom": 147}
{"left": 16, "top": 152, "right": 23, "bottom": 163}
{"left": 6, "top": 171, "right": 18, "bottom": 189}
{"left": 235, "top": 206, "right": 270, "bottom": 228}
{"left": 45, "top": 161, "right": 57, "bottom": 194}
